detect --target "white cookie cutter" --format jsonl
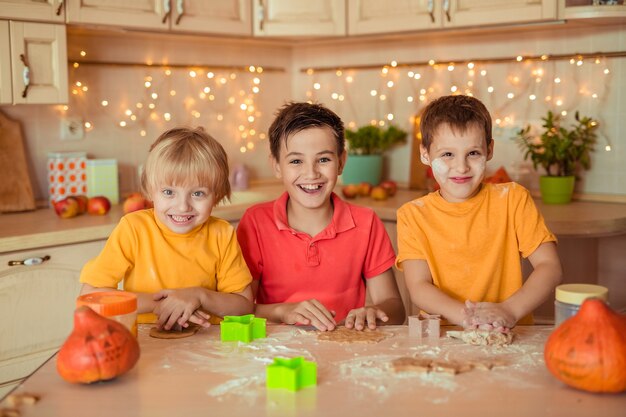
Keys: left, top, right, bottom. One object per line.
{"left": 408, "top": 313, "right": 441, "bottom": 340}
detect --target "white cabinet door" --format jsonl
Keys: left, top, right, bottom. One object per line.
{"left": 0, "top": 240, "right": 105, "bottom": 398}
{"left": 445, "top": 0, "right": 557, "bottom": 28}
{"left": 0, "top": 21, "right": 12, "bottom": 105}
{"left": 348, "top": 0, "right": 440, "bottom": 35}
{"left": 173, "top": 0, "right": 252, "bottom": 35}
{"left": 0, "top": 0, "right": 65, "bottom": 23}
{"left": 348, "top": 0, "right": 557, "bottom": 35}
{"left": 253, "top": 0, "right": 346, "bottom": 37}
{"left": 9, "top": 21, "right": 68, "bottom": 104}
{"left": 559, "top": 0, "right": 626, "bottom": 19}
{"left": 66, "top": 0, "right": 252, "bottom": 35}
{"left": 66, "top": 0, "right": 168, "bottom": 30}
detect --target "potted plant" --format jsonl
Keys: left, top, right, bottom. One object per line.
{"left": 342, "top": 124, "right": 407, "bottom": 185}
{"left": 516, "top": 110, "right": 598, "bottom": 204}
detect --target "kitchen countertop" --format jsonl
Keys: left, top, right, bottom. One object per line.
{"left": 1, "top": 185, "right": 626, "bottom": 253}
{"left": 2, "top": 324, "right": 624, "bottom": 417}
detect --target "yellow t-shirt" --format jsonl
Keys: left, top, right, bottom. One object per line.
{"left": 80, "top": 209, "right": 252, "bottom": 324}
{"left": 396, "top": 182, "right": 556, "bottom": 324}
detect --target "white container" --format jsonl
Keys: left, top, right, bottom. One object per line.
{"left": 554, "top": 284, "right": 608, "bottom": 327}
{"left": 86, "top": 159, "right": 119, "bottom": 204}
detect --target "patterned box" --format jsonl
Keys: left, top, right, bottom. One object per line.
{"left": 47, "top": 152, "right": 87, "bottom": 203}
{"left": 86, "top": 159, "right": 119, "bottom": 204}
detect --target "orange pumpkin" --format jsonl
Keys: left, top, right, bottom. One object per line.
{"left": 544, "top": 298, "right": 626, "bottom": 393}
{"left": 57, "top": 306, "right": 140, "bottom": 384}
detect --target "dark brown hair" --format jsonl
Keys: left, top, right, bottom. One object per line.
{"left": 268, "top": 102, "right": 345, "bottom": 160}
{"left": 141, "top": 127, "right": 231, "bottom": 204}
{"left": 420, "top": 95, "right": 492, "bottom": 150}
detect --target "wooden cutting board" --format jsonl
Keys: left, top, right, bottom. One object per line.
{"left": 0, "top": 110, "right": 36, "bottom": 212}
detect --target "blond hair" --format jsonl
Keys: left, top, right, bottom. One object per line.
{"left": 141, "top": 127, "right": 231, "bottom": 204}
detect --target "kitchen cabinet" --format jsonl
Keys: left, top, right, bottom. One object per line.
{"left": 0, "top": 21, "right": 10, "bottom": 104}
{"left": 348, "top": 0, "right": 558, "bottom": 35}
{"left": 66, "top": 0, "right": 252, "bottom": 36}
{"left": 558, "top": 0, "right": 626, "bottom": 19}
{"left": 253, "top": 0, "right": 346, "bottom": 37}
{"left": 0, "top": 239, "right": 105, "bottom": 398}
{"left": 1, "top": 21, "right": 68, "bottom": 105}
{"left": 0, "top": 0, "right": 65, "bottom": 23}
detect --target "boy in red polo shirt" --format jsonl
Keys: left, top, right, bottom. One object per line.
{"left": 236, "top": 102, "right": 405, "bottom": 331}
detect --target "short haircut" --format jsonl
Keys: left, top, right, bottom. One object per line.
{"left": 141, "top": 127, "right": 231, "bottom": 204}
{"left": 420, "top": 95, "right": 492, "bottom": 150}
{"left": 268, "top": 101, "right": 345, "bottom": 160}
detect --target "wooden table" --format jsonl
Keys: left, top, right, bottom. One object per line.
{"left": 2, "top": 325, "right": 624, "bottom": 417}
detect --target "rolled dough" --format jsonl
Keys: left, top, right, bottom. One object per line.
{"left": 446, "top": 329, "right": 514, "bottom": 346}
{"left": 317, "top": 326, "right": 388, "bottom": 343}
{"left": 149, "top": 324, "right": 200, "bottom": 339}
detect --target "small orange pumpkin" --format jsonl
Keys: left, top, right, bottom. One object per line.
{"left": 56, "top": 306, "right": 140, "bottom": 384}
{"left": 544, "top": 298, "right": 626, "bottom": 393}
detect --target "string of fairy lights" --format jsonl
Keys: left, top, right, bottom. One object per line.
{"left": 302, "top": 51, "right": 624, "bottom": 152}
{"left": 61, "top": 50, "right": 283, "bottom": 154}
{"left": 60, "top": 50, "right": 623, "bottom": 155}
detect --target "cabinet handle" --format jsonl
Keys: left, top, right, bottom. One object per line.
{"left": 56, "top": 0, "right": 65, "bottom": 16}
{"left": 8, "top": 255, "right": 51, "bottom": 267}
{"left": 162, "top": 0, "right": 171, "bottom": 24}
{"left": 443, "top": 0, "right": 451, "bottom": 22}
{"left": 258, "top": 0, "right": 265, "bottom": 32}
{"left": 427, "top": 0, "right": 435, "bottom": 23}
{"left": 19, "top": 54, "right": 30, "bottom": 98}
{"left": 175, "top": 0, "right": 184, "bottom": 25}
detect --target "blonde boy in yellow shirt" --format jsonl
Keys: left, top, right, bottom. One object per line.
{"left": 80, "top": 127, "right": 253, "bottom": 330}
{"left": 396, "top": 95, "right": 562, "bottom": 331}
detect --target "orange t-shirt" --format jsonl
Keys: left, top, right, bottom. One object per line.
{"left": 396, "top": 182, "right": 556, "bottom": 324}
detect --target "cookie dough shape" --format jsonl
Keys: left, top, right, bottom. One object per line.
{"left": 317, "top": 326, "right": 388, "bottom": 343}
{"left": 391, "top": 357, "right": 473, "bottom": 375}
{"left": 447, "top": 329, "right": 514, "bottom": 346}
{"left": 149, "top": 324, "right": 201, "bottom": 339}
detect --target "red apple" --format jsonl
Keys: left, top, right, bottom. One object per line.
{"left": 69, "top": 195, "right": 88, "bottom": 214}
{"left": 123, "top": 192, "right": 150, "bottom": 214}
{"left": 53, "top": 197, "right": 80, "bottom": 219}
{"left": 357, "top": 182, "right": 373, "bottom": 197}
{"left": 341, "top": 184, "right": 359, "bottom": 199}
{"left": 370, "top": 186, "right": 388, "bottom": 201}
{"left": 379, "top": 180, "right": 397, "bottom": 197}
{"left": 87, "top": 196, "right": 111, "bottom": 215}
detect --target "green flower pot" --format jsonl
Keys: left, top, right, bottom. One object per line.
{"left": 539, "top": 176, "right": 575, "bottom": 204}
{"left": 341, "top": 154, "right": 382, "bottom": 185}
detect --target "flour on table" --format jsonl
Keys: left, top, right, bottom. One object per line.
{"left": 446, "top": 329, "right": 514, "bottom": 346}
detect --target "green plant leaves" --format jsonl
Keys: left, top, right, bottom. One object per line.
{"left": 515, "top": 111, "right": 598, "bottom": 177}
{"left": 345, "top": 124, "right": 407, "bottom": 155}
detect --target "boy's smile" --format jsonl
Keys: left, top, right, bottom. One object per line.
{"left": 150, "top": 182, "right": 215, "bottom": 234}
{"left": 422, "top": 122, "right": 493, "bottom": 203}
{"left": 273, "top": 126, "right": 345, "bottom": 212}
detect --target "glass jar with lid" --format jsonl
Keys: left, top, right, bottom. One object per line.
{"left": 76, "top": 291, "right": 138, "bottom": 337}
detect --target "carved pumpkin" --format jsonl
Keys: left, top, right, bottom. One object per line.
{"left": 544, "top": 298, "right": 626, "bottom": 393}
{"left": 56, "top": 306, "right": 140, "bottom": 384}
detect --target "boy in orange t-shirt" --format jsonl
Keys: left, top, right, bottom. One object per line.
{"left": 396, "top": 95, "right": 562, "bottom": 331}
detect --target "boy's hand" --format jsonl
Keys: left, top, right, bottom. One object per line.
{"left": 462, "top": 300, "right": 515, "bottom": 331}
{"left": 344, "top": 306, "right": 389, "bottom": 330}
{"left": 153, "top": 288, "right": 211, "bottom": 330}
{"left": 280, "top": 299, "right": 336, "bottom": 331}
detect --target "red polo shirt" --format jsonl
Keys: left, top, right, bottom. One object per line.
{"left": 236, "top": 192, "right": 396, "bottom": 322}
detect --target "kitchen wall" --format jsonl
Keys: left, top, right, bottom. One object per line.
{"left": 1, "top": 29, "right": 293, "bottom": 202}
{"left": 1, "top": 22, "right": 625, "bottom": 203}
{"left": 293, "top": 23, "right": 626, "bottom": 197}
